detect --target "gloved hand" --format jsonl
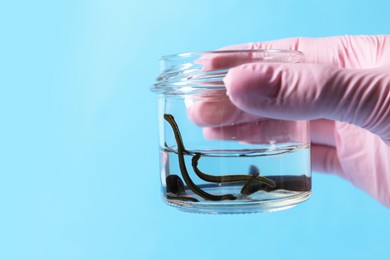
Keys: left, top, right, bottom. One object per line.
{"left": 188, "top": 35, "right": 390, "bottom": 207}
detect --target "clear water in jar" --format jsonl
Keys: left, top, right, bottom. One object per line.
{"left": 160, "top": 143, "right": 311, "bottom": 214}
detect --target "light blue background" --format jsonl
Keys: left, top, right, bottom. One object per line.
{"left": 1, "top": 1, "right": 389, "bottom": 259}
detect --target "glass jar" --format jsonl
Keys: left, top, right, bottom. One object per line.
{"left": 151, "top": 49, "right": 311, "bottom": 214}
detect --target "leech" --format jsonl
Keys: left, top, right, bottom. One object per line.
{"left": 164, "top": 114, "right": 236, "bottom": 201}
{"left": 192, "top": 153, "right": 276, "bottom": 188}
{"left": 165, "top": 174, "right": 199, "bottom": 202}
{"left": 249, "top": 165, "right": 259, "bottom": 175}
{"left": 240, "top": 172, "right": 260, "bottom": 196}
{"left": 166, "top": 174, "right": 186, "bottom": 195}
{"left": 242, "top": 175, "right": 311, "bottom": 195}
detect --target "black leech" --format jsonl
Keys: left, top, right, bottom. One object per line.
{"left": 192, "top": 153, "right": 276, "bottom": 188}
{"left": 164, "top": 114, "right": 236, "bottom": 201}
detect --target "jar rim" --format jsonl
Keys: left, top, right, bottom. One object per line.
{"left": 152, "top": 49, "right": 304, "bottom": 95}
{"left": 160, "top": 49, "right": 304, "bottom": 61}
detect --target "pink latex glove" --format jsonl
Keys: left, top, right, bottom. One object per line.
{"left": 189, "top": 35, "right": 390, "bottom": 207}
